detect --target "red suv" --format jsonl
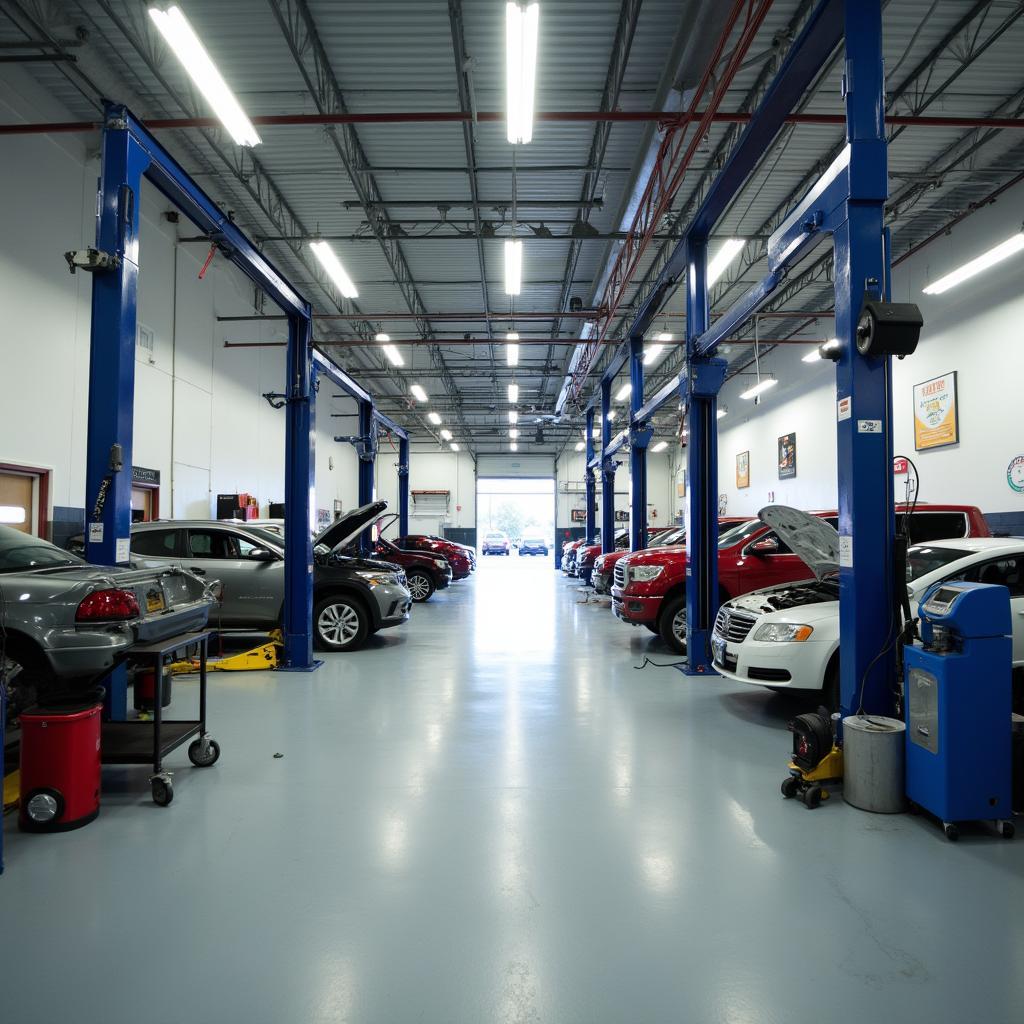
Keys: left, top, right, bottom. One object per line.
{"left": 611, "top": 503, "right": 990, "bottom": 653}
{"left": 394, "top": 534, "right": 475, "bottom": 579}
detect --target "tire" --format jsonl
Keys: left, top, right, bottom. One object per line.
{"left": 151, "top": 775, "right": 173, "bottom": 806}
{"left": 644, "top": 623, "right": 659, "bottom": 634}
{"left": 3, "top": 638, "right": 58, "bottom": 722}
{"left": 406, "top": 570, "right": 435, "bottom": 603}
{"left": 804, "top": 785, "right": 822, "bottom": 809}
{"left": 781, "top": 776, "right": 799, "bottom": 799}
{"left": 658, "top": 595, "right": 687, "bottom": 654}
{"left": 823, "top": 656, "right": 840, "bottom": 713}
{"left": 314, "top": 594, "right": 370, "bottom": 652}
{"left": 188, "top": 736, "right": 221, "bottom": 767}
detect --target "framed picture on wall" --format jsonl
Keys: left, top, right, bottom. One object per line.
{"left": 777, "top": 433, "right": 797, "bottom": 479}
{"left": 913, "top": 371, "right": 959, "bottom": 451}
{"left": 736, "top": 451, "right": 750, "bottom": 489}
{"left": 676, "top": 470, "right": 687, "bottom": 498}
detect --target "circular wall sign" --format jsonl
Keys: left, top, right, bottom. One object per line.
{"left": 1008, "top": 455, "right": 1024, "bottom": 493}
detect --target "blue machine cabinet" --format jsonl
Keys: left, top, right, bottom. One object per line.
{"left": 904, "top": 582, "right": 1015, "bottom": 840}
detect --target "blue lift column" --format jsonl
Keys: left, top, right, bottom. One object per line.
{"left": 600, "top": 379, "right": 616, "bottom": 553}
{"left": 584, "top": 407, "right": 596, "bottom": 546}
{"left": 357, "top": 400, "right": 375, "bottom": 554}
{"left": 398, "top": 435, "right": 410, "bottom": 539}
{"left": 684, "top": 238, "right": 727, "bottom": 675}
{"left": 628, "top": 334, "right": 651, "bottom": 551}
{"left": 834, "top": 0, "right": 896, "bottom": 716}
{"left": 282, "top": 312, "right": 316, "bottom": 670}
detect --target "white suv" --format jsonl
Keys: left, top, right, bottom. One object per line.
{"left": 482, "top": 531, "right": 510, "bottom": 555}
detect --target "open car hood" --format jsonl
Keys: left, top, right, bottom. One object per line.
{"left": 758, "top": 505, "right": 839, "bottom": 580}
{"left": 314, "top": 501, "right": 388, "bottom": 552}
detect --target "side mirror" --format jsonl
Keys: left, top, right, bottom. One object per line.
{"left": 750, "top": 537, "right": 779, "bottom": 555}
{"left": 248, "top": 547, "right": 278, "bottom": 562}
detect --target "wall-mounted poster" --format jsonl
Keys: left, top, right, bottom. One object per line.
{"left": 777, "top": 433, "right": 797, "bottom": 479}
{"left": 736, "top": 451, "right": 750, "bottom": 489}
{"left": 913, "top": 371, "right": 959, "bottom": 450}
{"left": 676, "top": 470, "right": 687, "bottom": 499}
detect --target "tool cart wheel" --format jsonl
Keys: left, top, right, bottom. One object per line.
{"left": 781, "top": 776, "right": 799, "bottom": 799}
{"left": 999, "top": 820, "right": 1015, "bottom": 839}
{"left": 151, "top": 774, "right": 174, "bottom": 807}
{"left": 188, "top": 736, "right": 221, "bottom": 767}
{"left": 803, "top": 785, "right": 823, "bottom": 809}
{"left": 943, "top": 822, "right": 959, "bottom": 841}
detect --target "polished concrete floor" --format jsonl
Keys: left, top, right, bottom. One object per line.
{"left": 2, "top": 555, "right": 1022, "bottom": 1022}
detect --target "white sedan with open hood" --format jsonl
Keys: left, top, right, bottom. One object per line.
{"left": 711, "top": 506, "right": 1024, "bottom": 710}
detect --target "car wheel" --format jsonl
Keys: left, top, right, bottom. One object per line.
{"left": 2, "top": 639, "right": 57, "bottom": 722}
{"left": 406, "top": 570, "right": 435, "bottom": 603}
{"left": 658, "top": 596, "right": 688, "bottom": 654}
{"left": 314, "top": 595, "right": 369, "bottom": 652}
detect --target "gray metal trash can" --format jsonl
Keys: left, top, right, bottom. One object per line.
{"left": 843, "top": 715, "right": 906, "bottom": 813}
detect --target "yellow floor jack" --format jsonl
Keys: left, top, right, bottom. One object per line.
{"left": 167, "top": 630, "right": 284, "bottom": 674}
{"left": 781, "top": 708, "right": 844, "bottom": 809}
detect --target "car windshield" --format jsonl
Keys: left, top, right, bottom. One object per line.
{"left": 651, "top": 528, "right": 685, "bottom": 547}
{"left": 0, "top": 526, "right": 85, "bottom": 573}
{"left": 907, "top": 545, "right": 971, "bottom": 582}
{"left": 717, "top": 520, "right": 761, "bottom": 548}
{"left": 244, "top": 527, "right": 287, "bottom": 551}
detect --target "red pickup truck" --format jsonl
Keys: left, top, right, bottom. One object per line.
{"left": 611, "top": 503, "right": 990, "bottom": 652}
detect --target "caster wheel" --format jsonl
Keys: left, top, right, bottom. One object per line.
{"left": 943, "top": 822, "right": 959, "bottom": 841}
{"left": 781, "top": 776, "right": 799, "bottom": 799}
{"left": 152, "top": 775, "right": 174, "bottom": 807}
{"left": 188, "top": 736, "right": 221, "bottom": 767}
{"left": 804, "top": 785, "right": 822, "bottom": 809}
{"left": 999, "top": 820, "right": 1015, "bottom": 839}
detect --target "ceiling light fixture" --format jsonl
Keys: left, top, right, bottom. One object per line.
{"left": 504, "top": 239, "right": 523, "bottom": 295}
{"left": 309, "top": 240, "right": 358, "bottom": 298}
{"left": 509, "top": 429, "right": 520, "bottom": 439}
{"left": 410, "top": 384, "right": 428, "bottom": 402}
{"left": 505, "top": 2, "right": 539, "bottom": 145}
{"left": 922, "top": 231, "right": 1024, "bottom": 294}
{"left": 606, "top": 410, "right": 616, "bottom": 421}
{"left": 509, "top": 410, "right": 518, "bottom": 424}
{"left": 716, "top": 408, "right": 726, "bottom": 419}
{"left": 615, "top": 383, "right": 631, "bottom": 401}
{"left": 428, "top": 412, "right": 442, "bottom": 425}
{"left": 508, "top": 383, "right": 519, "bottom": 404}
{"left": 651, "top": 440, "right": 668, "bottom": 453}
{"left": 506, "top": 333, "right": 520, "bottom": 366}
{"left": 739, "top": 378, "right": 777, "bottom": 401}
{"left": 440, "top": 429, "right": 453, "bottom": 441}
{"left": 707, "top": 238, "right": 746, "bottom": 287}
{"left": 510, "top": 441, "right": 519, "bottom": 452}
{"left": 148, "top": 5, "right": 261, "bottom": 147}
{"left": 575, "top": 441, "right": 585, "bottom": 451}
{"left": 450, "top": 442, "right": 460, "bottom": 451}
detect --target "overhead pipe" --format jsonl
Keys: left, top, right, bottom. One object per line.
{"left": 224, "top": 334, "right": 821, "bottom": 350}
{"left": 4, "top": 110, "right": 1024, "bottom": 136}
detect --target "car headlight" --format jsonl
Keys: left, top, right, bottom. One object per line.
{"left": 753, "top": 622, "right": 814, "bottom": 642}
{"left": 356, "top": 570, "right": 398, "bottom": 585}
{"left": 629, "top": 565, "right": 664, "bottom": 583}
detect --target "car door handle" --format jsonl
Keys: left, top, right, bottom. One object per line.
{"left": 188, "top": 566, "right": 207, "bottom": 575}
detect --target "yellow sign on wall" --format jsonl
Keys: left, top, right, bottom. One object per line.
{"left": 913, "top": 371, "right": 959, "bottom": 451}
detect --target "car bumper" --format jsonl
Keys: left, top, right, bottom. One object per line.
{"left": 711, "top": 635, "right": 830, "bottom": 690}
{"left": 41, "top": 627, "right": 134, "bottom": 678}
{"left": 372, "top": 583, "right": 413, "bottom": 628}
{"left": 610, "top": 587, "right": 659, "bottom": 625}
{"left": 592, "top": 571, "right": 610, "bottom": 594}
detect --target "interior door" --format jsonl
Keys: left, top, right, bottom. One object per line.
{"left": 0, "top": 471, "right": 34, "bottom": 534}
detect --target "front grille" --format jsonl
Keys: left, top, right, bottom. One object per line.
{"left": 613, "top": 562, "right": 626, "bottom": 588}
{"left": 749, "top": 667, "right": 792, "bottom": 682}
{"left": 714, "top": 606, "right": 757, "bottom": 643}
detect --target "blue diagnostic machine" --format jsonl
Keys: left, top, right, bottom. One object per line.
{"left": 904, "top": 581, "right": 1015, "bottom": 840}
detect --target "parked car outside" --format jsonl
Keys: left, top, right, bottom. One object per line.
{"left": 129, "top": 502, "right": 412, "bottom": 651}
{"left": 482, "top": 531, "right": 510, "bottom": 555}
{"left": 0, "top": 525, "right": 214, "bottom": 718}
{"left": 712, "top": 507, "right": 1024, "bottom": 709}
{"left": 343, "top": 515, "right": 452, "bottom": 602}
{"left": 519, "top": 534, "right": 549, "bottom": 556}
{"left": 394, "top": 534, "right": 475, "bottom": 578}
{"left": 611, "top": 503, "right": 990, "bottom": 653}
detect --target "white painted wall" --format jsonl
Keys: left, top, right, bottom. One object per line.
{"left": 715, "top": 176, "right": 1024, "bottom": 528}
{"left": 554, "top": 450, "right": 673, "bottom": 531}
{"left": 375, "top": 449, "right": 477, "bottom": 535}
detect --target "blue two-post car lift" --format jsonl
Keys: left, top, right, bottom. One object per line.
{"left": 584, "top": 0, "right": 899, "bottom": 716}
{"left": 81, "top": 103, "right": 408, "bottom": 709}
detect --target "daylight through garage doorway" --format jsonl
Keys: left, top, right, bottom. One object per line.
{"left": 476, "top": 477, "right": 555, "bottom": 556}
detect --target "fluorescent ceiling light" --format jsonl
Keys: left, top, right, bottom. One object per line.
{"left": 410, "top": 383, "right": 428, "bottom": 402}
{"left": 509, "top": 410, "right": 518, "bottom": 424}
{"left": 508, "top": 383, "right": 519, "bottom": 404}
{"left": 148, "top": 6, "right": 260, "bottom": 147}
{"left": 643, "top": 343, "right": 665, "bottom": 365}
{"left": 450, "top": 442, "right": 460, "bottom": 451}
{"left": 509, "top": 429, "right": 520, "bottom": 439}
{"left": 739, "top": 378, "right": 777, "bottom": 400}
{"left": 707, "top": 238, "right": 745, "bottom": 287}
{"left": 606, "top": 410, "right": 616, "bottom": 421}
{"left": 428, "top": 411, "right": 442, "bottom": 425}
{"left": 923, "top": 232, "right": 1024, "bottom": 294}
{"left": 716, "top": 408, "right": 726, "bottom": 419}
{"left": 309, "top": 240, "right": 358, "bottom": 298}
{"left": 374, "top": 333, "right": 389, "bottom": 341}
{"left": 802, "top": 348, "right": 822, "bottom": 363}
{"left": 506, "top": 333, "right": 520, "bottom": 366}
{"left": 381, "top": 344, "right": 403, "bottom": 366}
{"left": 504, "top": 239, "right": 523, "bottom": 295}
{"left": 505, "top": 2, "right": 539, "bottom": 144}
{"left": 440, "top": 429, "right": 452, "bottom": 441}
{"left": 803, "top": 338, "right": 838, "bottom": 364}
{"left": 615, "top": 383, "right": 631, "bottom": 401}
{"left": 575, "top": 441, "right": 585, "bottom": 451}
{"left": 651, "top": 440, "right": 668, "bottom": 453}
{"left": 510, "top": 441, "right": 519, "bottom": 452}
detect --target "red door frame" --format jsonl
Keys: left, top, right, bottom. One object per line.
{"left": 0, "top": 462, "right": 51, "bottom": 537}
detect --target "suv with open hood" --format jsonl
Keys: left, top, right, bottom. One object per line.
{"left": 130, "top": 501, "right": 412, "bottom": 651}
{"left": 712, "top": 507, "right": 1023, "bottom": 710}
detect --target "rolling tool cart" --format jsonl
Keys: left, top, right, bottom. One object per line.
{"left": 101, "top": 630, "right": 220, "bottom": 806}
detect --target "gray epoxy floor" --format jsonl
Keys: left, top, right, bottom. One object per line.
{"left": 2, "top": 555, "right": 1022, "bottom": 1023}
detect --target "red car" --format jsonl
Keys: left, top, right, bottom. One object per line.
{"left": 576, "top": 530, "right": 629, "bottom": 584}
{"left": 611, "top": 503, "right": 990, "bottom": 653}
{"left": 561, "top": 537, "right": 587, "bottom": 575}
{"left": 394, "top": 533, "right": 475, "bottom": 579}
